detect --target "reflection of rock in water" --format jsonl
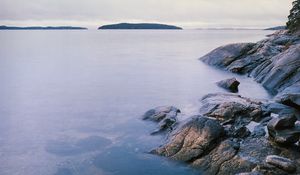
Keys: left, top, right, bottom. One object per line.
{"left": 46, "top": 136, "right": 111, "bottom": 156}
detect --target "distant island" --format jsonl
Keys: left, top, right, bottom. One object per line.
{"left": 264, "top": 26, "right": 287, "bottom": 30}
{"left": 98, "top": 23, "right": 182, "bottom": 30}
{"left": 0, "top": 26, "right": 88, "bottom": 30}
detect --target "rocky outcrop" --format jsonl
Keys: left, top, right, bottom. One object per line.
{"left": 142, "top": 30, "right": 300, "bottom": 175}
{"left": 216, "top": 77, "right": 240, "bottom": 93}
{"left": 200, "top": 31, "right": 300, "bottom": 96}
{"left": 143, "top": 92, "right": 300, "bottom": 174}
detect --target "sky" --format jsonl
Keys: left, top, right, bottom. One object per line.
{"left": 0, "top": 0, "right": 294, "bottom": 29}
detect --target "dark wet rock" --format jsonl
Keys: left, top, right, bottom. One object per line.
{"left": 275, "top": 83, "right": 300, "bottom": 110}
{"left": 268, "top": 124, "right": 300, "bottom": 145}
{"left": 233, "top": 126, "right": 251, "bottom": 138}
{"left": 199, "top": 93, "right": 263, "bottom": 124}
{"left": 217, "top": 77, "right": 240, "bottom": 93}
{"left": 143, "top": 106, "right": 180, "bottom": 134}
{"left": 151, "top": 116, "right": 224, "bottom": 162}
{"left": 267, "top": 114, "right": 297, "bottom": 130}
{"left": 266, "top": 155, "right": 296, "bottom": 173}
{"left": 236, "top": 172, "right": 262, "bottom": 175}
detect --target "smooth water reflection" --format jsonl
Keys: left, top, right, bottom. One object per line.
{"left": 0, "top": 30, "right": 272, "bottom": 175}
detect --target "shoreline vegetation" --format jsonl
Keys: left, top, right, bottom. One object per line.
{"left": 142, "top": 1, "right": 300, "bottom": 174}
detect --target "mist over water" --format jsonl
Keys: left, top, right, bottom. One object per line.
{"left": 0, "top": 30, "right": 272, "bottom": 175}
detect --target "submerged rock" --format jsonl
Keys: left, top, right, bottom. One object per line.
{"left": 143, "top": 106, "right": 180, "bottom": 134}
{"left": 266, "top": 155, "right": 296, "bottom": 173}
{"left": 216, "top": 77, "right": 240, "bottom": 93}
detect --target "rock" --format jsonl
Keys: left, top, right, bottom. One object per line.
{"left": 260, "top": 44, "right": 300, "bottom": 94}
{"left": 275, "top": 83, "right": 300, "bottom": 110}
{"left": 201, "top": 43, "right": 255, "bottom": 68}
{"left": 142, "top": 106, "right": 180, "bottom": 121}
{"left": 236, "top": 172, "right": 262, "bottom": 175}
{"left": 143, "top": 106, "right": 180, "bottom": 134}
{"left": 251, "top": 125, "right": 266, "bottom": 137}
{"left": 151, "top": 116, "right": 224, "bottom": 162}
{"left": 233, "top": 126, "right": 251, "bottom": 138}
{"left": 268, "top": 124, "right": 300, "bottom": 145}
{"left": 266, "top": 155, "right": 296, "bottom": 173}
{"left": 253, "top": 163, "right": 291, "bottom": 175}
{"left": 199, "top": 93, "right": 263, "bottom": 124}
{"left": 267, "top": 114, "right": 297, "bottom": 130}
{"left": 217, "top": 77, "right": 240, "bottom": 93}
{"left": 200, "top": 32, "right": 300, "bottom": 99}
{"left": 263, "top": 102, "right": 299, "bottom": 117}
{"left": 191, "top": 139, "right": 239, "bottom": 175}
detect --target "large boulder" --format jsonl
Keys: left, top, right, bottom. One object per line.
{"left": 216, "top": 77, "right": 240, "bottom": 93}
{"left": 151, "top": 116, "right": 224, "bottom": 162}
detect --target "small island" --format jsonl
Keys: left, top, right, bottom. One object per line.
{"left": 0, "top": 26, "right": 88, "bottom": 30}
{"left": 98, "top": 23, "right": 182, "bottom": 30}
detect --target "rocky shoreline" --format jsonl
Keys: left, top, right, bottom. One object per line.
{"left": 143, "top": 30, "right": 300, "bottom": 175}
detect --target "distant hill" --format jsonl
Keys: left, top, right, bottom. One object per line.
{"left": 98, "top": 23, "right": 182, "bottom": 30}
{"left": 264, "top": 26, "right": 287, "bottom": 30}
{"left": 0, "top": 26, "right": 88, "bottom": 30}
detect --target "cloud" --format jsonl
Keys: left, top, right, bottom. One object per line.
{"left": 0, "top": 0, "right": 294, "bottom": 28}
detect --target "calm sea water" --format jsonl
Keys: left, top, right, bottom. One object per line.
{"left": 0, "top": 30, "right": 272, "bottom": 175}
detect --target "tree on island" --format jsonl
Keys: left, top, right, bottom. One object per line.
{"left": 287, "top": 0, "right": 300, "bottom": 32}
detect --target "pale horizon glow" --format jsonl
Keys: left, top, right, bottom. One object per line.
{"left": 0, "top": 0, "right": 294, "bottom": 29}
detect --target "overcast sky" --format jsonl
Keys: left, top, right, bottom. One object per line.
{"left": 0, "top": 0, "right": 294, "bottom": 29}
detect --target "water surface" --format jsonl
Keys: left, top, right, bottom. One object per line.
{"left": 0, "top": 30, "right": 272, "bottom": 175}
